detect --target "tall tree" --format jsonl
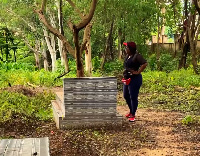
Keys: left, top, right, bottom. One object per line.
{"left": 35, "top": 0, "right": 97, "bottom": 77}
{"left": 187, "top": 0, "right": 200, "bottom": 74}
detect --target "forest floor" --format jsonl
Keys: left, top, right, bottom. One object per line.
{"left": 0, "top": 86, "right": 200, "bottom": 156}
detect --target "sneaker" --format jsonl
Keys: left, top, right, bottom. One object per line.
{"left": 129, "top": 116, "right": 135, "bottom": 122}
{"left": 125, "top": 113, "right": 132, "bottom": 118}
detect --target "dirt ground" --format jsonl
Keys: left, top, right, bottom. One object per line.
{"left": 117, "top": 106, "right": 200, "bottom": 156}
{"left": 0, "top": 86, "right": 200, "bottom": 156}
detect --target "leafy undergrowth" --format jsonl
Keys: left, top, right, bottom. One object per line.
{"left": 0, "top": 85, "right": 54, "bottom": 122}
{"left": 139, "top": 88, "right": 200, "bottom": 115}
{"left": 118, "top": 87, "right": 200, "bottom": 114}
{"left": 118, "top": 86, "right": 200, "bottom": 125}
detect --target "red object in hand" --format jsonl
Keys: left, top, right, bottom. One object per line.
{"left": 121, "top": 78, "right": 131, "bottom": 85}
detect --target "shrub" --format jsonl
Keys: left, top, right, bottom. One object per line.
{"left": 0, "top": 90, "right": 54, "bottom": 122}
{"left": 104, "top": 60, "right": 123, "bottom": 74}
{"left": 0, "top": 62, "right": 35, "bottom": 71}
{"left": 147, "top": 54, "right": 157, "bottom": 71}
{"left": 158, "top": 54, "right": 178, "bottom": 72}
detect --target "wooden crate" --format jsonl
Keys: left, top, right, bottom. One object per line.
{"left": 52, "top": 77, "right": 122, "bottom": 129}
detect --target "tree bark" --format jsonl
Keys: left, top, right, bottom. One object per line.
{"left": 73, "top": 28, "right": 84, "bottom": 77}
{"left": 179, "top": 0, "right": 189, "bottom": 69}
{"left": 34, "top": 40, "right": 40, "bottom": 69}
{"left": 43, "top": 27, "right": 57, "bottom": 72}
{"left": 41, "top": 39, "right": 49, "bottom": 71}
{"left": 23, "top": 38, "right": 40, "bottom": 69}
{"left": 100, "top": 18, "right": 114, "bottom": 69}
{"left": 118, "top": 28, "right": 122, "bottom": 60}
{"left": 83, "top": 24, "right": 92, "bottom": 76}
{"left": 187, "top": 12, "right": 200, "bottom": 74}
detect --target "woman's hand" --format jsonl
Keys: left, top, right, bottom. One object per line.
{"left": 130, "top": 70, "right": 140, "bottom": 75}
{"left": 130, "top": 63, "right": 148, "bottom": 75}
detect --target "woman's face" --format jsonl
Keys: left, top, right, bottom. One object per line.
{"left": 125, "top": 46, "right": 131, "bottom": 55}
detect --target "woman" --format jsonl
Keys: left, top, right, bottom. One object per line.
{"left": 122, "top": 41, "right": 147, "bottom": 122}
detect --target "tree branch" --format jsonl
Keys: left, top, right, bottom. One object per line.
{"left": 194, "top": 0, "right": 200, "bottom": 15}
{"left": 76, "top": 0, "right": 97, "bottom": 31}
{"left": 41, "top": 0, "right": 47, "bottom": 13}
{"left": 35, "top": 9, "right": 75, "bottom": 57}
{"left": 66, "top": 0, "right": 84, "bottom": 19}
{"left": 80, "top": 23, "right": 92, "bottom": 54}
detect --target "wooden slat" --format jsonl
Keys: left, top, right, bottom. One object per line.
{"left": 0, "top": 139, "right": 10, "bottom": 156}
{"left": 52, "top": 100, "right": 63, "bottom": 128}
{"left": 40, "top": 137, "right": 49, "bottom": 156}
{"left": 20, "top": 138, "right": 33, "bottom": 156}
{"left": 32, "top": 138, "right": 40, "bottom": 156}
{"left": 0, "top": 138, "right": 49, "bottom": 156}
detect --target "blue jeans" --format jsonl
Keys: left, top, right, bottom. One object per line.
{"left": 123, "top": 74, "right": 142, "bottom": 116}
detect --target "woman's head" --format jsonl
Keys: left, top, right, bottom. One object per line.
{"left": 123, "top": 42, "right": 137, "bottom": 55}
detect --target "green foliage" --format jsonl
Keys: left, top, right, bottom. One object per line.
{"left": 92, "top": 56, "right": 102, "bottom": 71}
{"left": 0, "top": 69, "right": 62, "bottom": 88}
{"left": 147, "top": 54, "right": 157, "bottom": 71}
{"left": 0, "top": 62, "right": 35, "bottom": 71}
{"left": 104, "top": 60, "right": 123, "bottom": 74}
{"left": 141, "top": 68, "right": 200, "bottom": 93}
{"left": 158, "top": 54, "right": 178, "bottom": 72}
{"left": 0, "top": 90, "right": 54, "bottom": 122}
{"left": 182, "top": 115, "right": 195, "bottom": 125}
{"left": 17, "top": 56, "right": 36, "bottom": 65}
{"left": 147, "top": 54, "right": 178, "bottom": 72}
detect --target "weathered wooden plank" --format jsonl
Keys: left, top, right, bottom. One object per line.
{"left": 64, "top": 77, "right": 117, "bottom": 91}
{"left": 55, "top": 92, "right": 64, "bottom": 112}
{"left": 3, "top": 139, "right": 18, "bottom": 156}
{"left": 40, "top": 137, "right": 49, "bottom": 156}
{"left": 52, "top": 100, "right": 63, "bottom": 128}
{"left": 20, "top": 138, "right": 33, "bottom": 156}
{"left": 65, "top": 109, "right": 116, "bottom": 115}
{"left": 0, "top": 138, "right": 49, "bottom": 156}
{"left": 5, "top": 139, "right": 22, "bottom": 156}
{"left": 0, "top": 139, "right": 10, "bottom": 156}
{"left": 32, "top": 138, "right": 40, "bottom": 156}
{"left": 61, "top": 117, "right": 122, "bottom": 127}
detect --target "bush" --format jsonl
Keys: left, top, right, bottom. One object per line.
{"left": 0, "top": 90, "right": 54, "bottom": 122}
{"left": 147, "top": 54, "right": 157, "bottom": 71}
{"left": 147, "top": 54, "right": 178, "bottom": 72}
{"left": 17, "top": 55, "right": 36, "bottom": 65}
{"left": 104, "top": 60, "right": 124, "bottom": 74}
{"left": 0, "top": 62, "right": 35, "bottom": 71}
{"left": 158, "top": 54, "right": 178, "bottom": 72}
{"left": 92, "top": 56, "right": 102, "bottom": 71}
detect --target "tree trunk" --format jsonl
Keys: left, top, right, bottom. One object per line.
{"left": 56, "top": 0, "right": 64, "bottom": 64}
{"left": 187, "top": 14, "right": 200, "bottom": 74}
{"left": 85, "top": 40, "right": 92, "bottom": 76}
{"left": 101, "top": 18, "right": 114, "bottom": 69}
{"left": 34, "top": 40, "right": 40, "bottom": 69}
{"left": 83, "top": 24, "right": 92, "bottom": 76}
{"left": 13, "top": 49, "right": 17, "bottom": 62}
{"left": 178, "top": 42, "right": 189, "bottom": 69}
{"left": 118, "top": 28, "right": 122, "bottom": 60}
{"left": 74, "top": 28, "right": 84, "bottom": 77}
{"left": 43, "top": 27, "right": 57, "bottom": 72}
{"left": 41, "top": 39, "right": 49, "bottom": 71}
